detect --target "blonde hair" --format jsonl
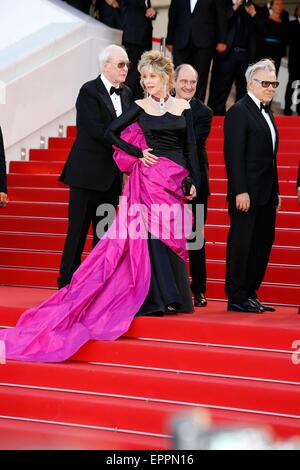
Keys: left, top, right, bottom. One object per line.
{"left": 138, "top": 50, "right": 175, "bottom": 93}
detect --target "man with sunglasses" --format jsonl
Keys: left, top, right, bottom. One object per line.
{"left": 224, "top": 58, "right": 280, "bottom": 313}
{"left": 58, "top": 45, "right": 132, "bottom": 289}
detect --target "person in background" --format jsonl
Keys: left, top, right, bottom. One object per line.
{"left": 58, "top": 45, "right": 132, "bottom": 289}
{"left": 175, "top": 64, "right": 213, "bottom": 307}
{"left": 166, "top": 0, "right": 227, "bottom": 102}
{"left": 98, "top": 0, "right": 124, "bottom": 29}
{"left": 284, "top": 3, "right": 300, "bottom": 116}
{"left": 208, "top": 0, "right": 253, "bottom": 115}
{"left": 224, "top": 59, "right": 280, "bottom": 313}
{"left": 247, "top": 0, "right": 289, "bottom": 74}
{"left": 64, "top": 0, "right": 91, "bottom": 14}
{"left": 122, "top": 0, "right": 157, "bottom": 100}
{"left": 0, "top": 127, "right": 7, "bottom": 207}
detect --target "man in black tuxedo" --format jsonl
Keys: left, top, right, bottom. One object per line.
{"left": 0, "top": 127, "right": 7, "bottom": 207}
{"left": 224, "top": 58, "right": 280, "bottom": 313}
{"left": 58, "top": 45, "right": 132, "bottom": 289}
{"left": 166, "top": 0, "right": 227, "bottom": 102}
{"left": 122, "top": 0, "right": 157, "bottom": 99}
{"left": 208, "top": 0, "right": 253, "bottom": 115}
{"left": 175, "top": 64, "right": 213, "bottom": 307}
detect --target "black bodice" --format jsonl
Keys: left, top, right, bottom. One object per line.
{"left": 105, "top": 103, "right": 201, "bottom": 190}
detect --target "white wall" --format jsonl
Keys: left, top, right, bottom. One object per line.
{"left": 0, "top": 0, "right": 122, "bottom": 163}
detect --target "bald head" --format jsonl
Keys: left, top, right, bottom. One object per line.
{"left": 174, "top": 64, "right": 198, "bottom": 101}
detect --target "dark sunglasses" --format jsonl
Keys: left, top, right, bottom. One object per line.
{"left": 108, "top": 61, "right": 131, "bottom": 69}
{"left": 253, "top": 78, "right": 280, "bottom": 88}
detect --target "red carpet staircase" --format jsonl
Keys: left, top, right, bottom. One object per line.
{"left": 0, "top": 116, "right": 299, "bottom": 449}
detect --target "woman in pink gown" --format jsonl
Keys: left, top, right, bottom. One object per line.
{"left": 0, "top": 51, "right": 201, "bottom": 362}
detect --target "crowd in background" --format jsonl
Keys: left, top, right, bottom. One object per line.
{"left": 61, "top": 0, "right": 300, "bottom": 115}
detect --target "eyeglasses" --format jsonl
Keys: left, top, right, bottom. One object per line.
{"left": 107, "top": 61, "right": 131, "bottom": 69}
{"left": 253, "top": 78, "right": 280, "bottom": 88}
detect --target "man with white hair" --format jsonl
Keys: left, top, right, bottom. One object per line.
{"left": 224, "top": 58, "right": 280, "bottom": 313}
{"left": 58, "top": 44, "right": 132, "bottom": 289}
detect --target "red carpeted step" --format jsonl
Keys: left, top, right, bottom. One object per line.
{"left": 9, "top": 187, "right": 69, "bottom": 203}
{"left": 0, "top": 386, "right": 176, "bottom": 437}
{"left": 207, "top": 138, "right": 300, "bottom": 155}
{"left": 209, "top": 127, "right": 300, "bottom": 140}
{"left": 0, "top": 267, "right": 57, "bottom": 288}
{"left": 48, "top": 137, "right": 74, "bottom": 149}
{"left": 1, "top": 363, "right": 299, "bottom": 417}
{"left": 0, "top": 418, "right": 168, "bottom": 450}
{"left": 213, "top": 116, "right": 300, "bottom": 127}
{"left": 0, "top": 264, "right": 297, "bottom": 301}
{"left": 206, "top": 209, "right": 300, "bottom": 230}
{"left": 206, "top": 279, "right": 299, "bottom": 305}
{"left": 207, "top": 151, "right": 299, "bottom": 166}
{"left": 1, "top": 384, "right": 299, "bottom": 444}
{"left": 205, "top": 243, "right": 300, "bottom": 265}
{"left": 0, "top": 201, "right": 68, "bottom": 218}
{"left": 0, "top": 249, "right": 62, "bottom": 269}
{"left": 70, "top": 338, "right": 299, "bottom": 383}
{"left": 0, "top": 288, "right": 298, "bottom": 348}
{"left": 209, "top": 194, "right": 299, "bottom": 212}
{"left": 210, "top": 179, "right": 298, "bottom": 196}
{"left": 205, "top": 260, "right": 300, "bottom": 285}
{"left": 66, "top": 126, "right": 77, "bottom": 138}
{"left": 29, "top": 149, "right": 69, "bottom": 162}
{"left": 0, "top": 232, "right": 92, "bottom": 252}
{"left": 0, "top": 216, "right": 68, "bottom": 234}
{"left": 8, "top": 174, "right": 62, "bottom": 188}
{"left": 275, "top": 116, "right": 300, "bottom": 126}
{"left": 9, "top": 161, "right": 64, "bottom": 174}
{"left": 209, "top": 164, "right": 299, "bottom": 181}
{"left": 205, "top": 225, "right": 300, "bottom": 247}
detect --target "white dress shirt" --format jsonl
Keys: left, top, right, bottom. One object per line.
{"left": 248, "top": 92, "right": 276, "bottom": 151}
{"left": 100, "top": 73, "right": 122, "bottom": 117}
{"left": 190, "top": 0, "right": 198, "bottom": 13}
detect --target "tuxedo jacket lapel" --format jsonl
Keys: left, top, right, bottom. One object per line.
{"left": 96, "top": 77, "right": 117, "bottom": 119}
{"left": 244, "top": 94, "right": 274, "bottom": 152}
{"left": 192, "top": 0, "right": 200, "bottom": 15}
{"left": 121, "top": 88, "right": 131, "bottom": 112}
{"left": 268, "top": 108, "right": 279, "bottom": 156}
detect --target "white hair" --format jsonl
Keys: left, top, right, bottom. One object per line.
{"left": 98, "top": 44, "right": 127, "bottom": 71}
{"left": 245, "top": 59, "right": 276, "bottom": 82}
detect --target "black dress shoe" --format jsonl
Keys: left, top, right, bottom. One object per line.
{"left": 228, "top": 299, "right": 264, "bottom": 313}
{"left": 194, "top": 293, "right": 207, "bottom": 307}
{"left": 252, "top": 298, "right": 276, "bottom": 312}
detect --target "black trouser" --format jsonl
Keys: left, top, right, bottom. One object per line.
{"left": 173, "top": 41, "right": 214, "bottom": 102}
{"left": 208, "top": 49, "right": 248, "bottom": 115}
{"left": 284, "top": 72, "right": 300, "bottom": 115}
{"left": 225, "top": 199, "right": 276, "bottom": 303}
{"left": 124, "top": 42, "right": 151, "bottom": 100}
{"left": 189, "top": 195, "right": 208, "bottom": 296}
{"left": 58, "top": 177, "right": 121, "bottom": 288}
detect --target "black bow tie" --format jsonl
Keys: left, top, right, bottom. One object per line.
{"left": 260, "top": 102, "right": 270, "bottom": 113}
{"left": 110, "top": 86, "right": 123, "bottom": 96}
